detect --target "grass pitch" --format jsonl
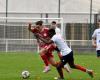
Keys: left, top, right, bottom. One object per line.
{"left": 0, "top": 52, "right": 100, "bottom": 80}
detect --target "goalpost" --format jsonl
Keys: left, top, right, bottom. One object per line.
{"left": 0, "top": 17, "right": 64, "bottom": 52}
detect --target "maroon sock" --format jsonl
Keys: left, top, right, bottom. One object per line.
{"left": 75, "top": 64, "right": 86, "bottom": 72}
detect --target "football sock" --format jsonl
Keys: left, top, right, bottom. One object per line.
{"left": 56, "top": 65, "right": 64, "bottom": 78}
{"left": 56, "top": 62, "right": 64, "bottom": 78}
{"left": 74, "top": 64, "right": 86, "bottom": 72}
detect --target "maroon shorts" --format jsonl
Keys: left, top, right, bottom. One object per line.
{"left": 43, "top": 44, "right": 56, "bottom": 58}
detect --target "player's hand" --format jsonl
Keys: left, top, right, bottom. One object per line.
{"left": 93, "top": 44, "right": 97, "bottom": 48}
{"left": 28, "top": 23, "right": 32, "bottom": 30}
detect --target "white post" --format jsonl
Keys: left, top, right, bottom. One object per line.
{"left": 37, "top": 45, "right": 39, "bottom": 53}
{"left": 6, "top": 39, "right": 8, "bottom": 52}
{"left": 60, "top": 18, "right": 64, "bottom": 38}
{"left": 69, "top": 40, "right": 72, "bottom": 48}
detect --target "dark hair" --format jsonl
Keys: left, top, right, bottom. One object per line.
{"left": 48, "top": 29, "right": 56, "bottom": 38}
{"left": 35, "top": 21, "right": 43, "bottom": 26}
{"left": 51, "top": 21, "right": 56, "bottom": 24}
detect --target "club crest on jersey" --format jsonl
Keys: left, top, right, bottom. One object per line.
{"left": 44, "top": 33, "right": 47, "bottom": 36}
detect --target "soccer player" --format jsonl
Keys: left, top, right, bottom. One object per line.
{"left": 36, "top": 29, "right": 94, "bottom": 80}
{"left": 92, "top": 20, "right": 100, "bottom": 58}
{"left": 28, "top": 21, "right": 51, "bottom": 73}
{"left": 50, "top": 21, "right": 71, "bottom": 73}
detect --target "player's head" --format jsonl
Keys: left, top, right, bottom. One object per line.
{"left": 35, "top": 20, "right": 43, "bottom": 26}
{"left": 51, "top": 21, "right": 57, "bottom": 29}
{"left": 52, "top": 21, "right": 56, "bottom": 24}
{"left": 48, "top": 29, "right": 56, "bottom": 38}
{"left": 35, "top": 21, "right": 43, "bottom": 30}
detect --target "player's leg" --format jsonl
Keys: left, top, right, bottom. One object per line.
{"left": 56, "top": 51, "right": 93, "bottom": 78}
{"left": 67, "top": 51, "right": 94, "bottom": 78}
{"left": 39, "top": 48, "right": 50, "bottom": 73}
{"left": 57, "top": 51, "right": 71, "bottom": 73}
{"left": 55, "top": 47, "right": 71, "bottom": 73}
{"left": 39, "top": 44, "right": 56, "bottom": 73}
{"left": 68, "top": 60, "right": 94, "bottom": 78}
{"left": 96, "top": 50, "right": 100, "bottom": 58}
{"left": 47, "top": 44, "right": 71, "bottom": 74}
{"left": 48, "top": 56, "right": 64, "bottom": 79}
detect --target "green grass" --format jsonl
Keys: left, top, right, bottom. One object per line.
{"left": 0, "top": 52, "right": 100, "bottom": 80}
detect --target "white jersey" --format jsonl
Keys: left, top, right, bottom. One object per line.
{"left": 55, "top": 27, "right": 61, "bottom": 34}
{"left": 51, "top": 34, "right": 72, "bottom": 56}
{"left": 92, "top": 28, "right": 100, "bottom": 50}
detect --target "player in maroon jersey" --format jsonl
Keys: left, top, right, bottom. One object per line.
{"left": 28, "top": 21, "right": 52, "bottom": 72}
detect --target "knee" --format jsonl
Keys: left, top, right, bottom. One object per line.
{"left": 50, "top": 62, "right": 58, "bottom": 67}
{"left": 39, "top": 49, "right": 47, "bottom": 56}
{"left": 56, "top": 62, "right": 64, "bottom": 69}
{"left": 52, "top": 64, "right": 57, "bottom": 67}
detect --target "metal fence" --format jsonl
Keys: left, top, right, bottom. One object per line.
{"left": 0, "top": 17, "right": 97, "bottom": 53}
{"left": 0, "top": 39, "right": 95, "bottom": 53}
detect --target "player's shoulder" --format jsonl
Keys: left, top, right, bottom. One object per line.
{"left": 31, "top": 28, "right": 39, "bottom": 33}
{"left": 97, "top": 28, "right": 100, "bottom": 31}
{"left": 53, "top": 34, "right": 60, "bottom": 39}
{"left": 94, "top": 28, "right": 100, "bottom": 32}
{"left": 43, "top": 27, "right": 49, "bottom": 30}
{"left": 43, "top": 26, "right": 49, "bottom": 29}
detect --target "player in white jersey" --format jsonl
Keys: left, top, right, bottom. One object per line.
{"left": 92, "top": 20, "right": 100, "bottom": 58}
{"left": 36, "top": 29, "right": 94, "bottom": 80}
{"left": 51, "top": 21, "right": 71, "bottom": 73}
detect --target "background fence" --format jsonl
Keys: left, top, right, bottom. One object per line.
{"left": 0, "top": 17, "right": 97, "bottom": 53}
{"left": 0, "top": 39, "right": 95, "bottom": 53}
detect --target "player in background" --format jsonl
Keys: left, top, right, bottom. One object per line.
{"left": 92, "top": 20, "right": 100, "bottom": 58}
{"left": 36, "top": 29, "right": 94, "bottom": 80}
{"left": 50, "top": 21, "right": 71, "bottom": 73}
{"left": 50, "top": 21, "right": 61, "bottom": 34}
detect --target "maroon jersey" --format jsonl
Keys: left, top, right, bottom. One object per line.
{"left": 31, "top": 27, "right": 49, "bottom": 48}
{"left": 31, "top": 28, "right": 39, "bottom": 33}
{"left": 38, "top": 27, "right": 49, "bottom": 48}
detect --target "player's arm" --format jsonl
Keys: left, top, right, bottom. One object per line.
{"left": 55, "top": 47, "right": 60, "bottom": 52}
{"left": 92, "top": 37, "right": 97, "bottom": 48}
{"left": 38, "top": 35, "right": 53, "bottom": 44}
{"left": 92, "top": 30, "right": 97, "bottom": 48}
{"left": 35, "top": 33, "right": 54, "bottom": 44}
{"left": 28, "top": 23, "right": 38, "bottom": 33}
{"left": 28, "top": 23, "right": 33, "bottom": 32}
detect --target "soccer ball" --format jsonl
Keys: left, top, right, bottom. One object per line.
{"left": 21, "top": 70, "right": 30, "bottom": 79}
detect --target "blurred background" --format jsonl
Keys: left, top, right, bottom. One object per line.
{"left": 0, "top": 0, "right": 100, "bottom": 53}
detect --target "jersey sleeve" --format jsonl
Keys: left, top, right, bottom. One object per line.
{"left": 31, "top": 28, "right": 38, "bottom": 33}
{"left": 51, "top": 35, "right": 57, "bottom": 42}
